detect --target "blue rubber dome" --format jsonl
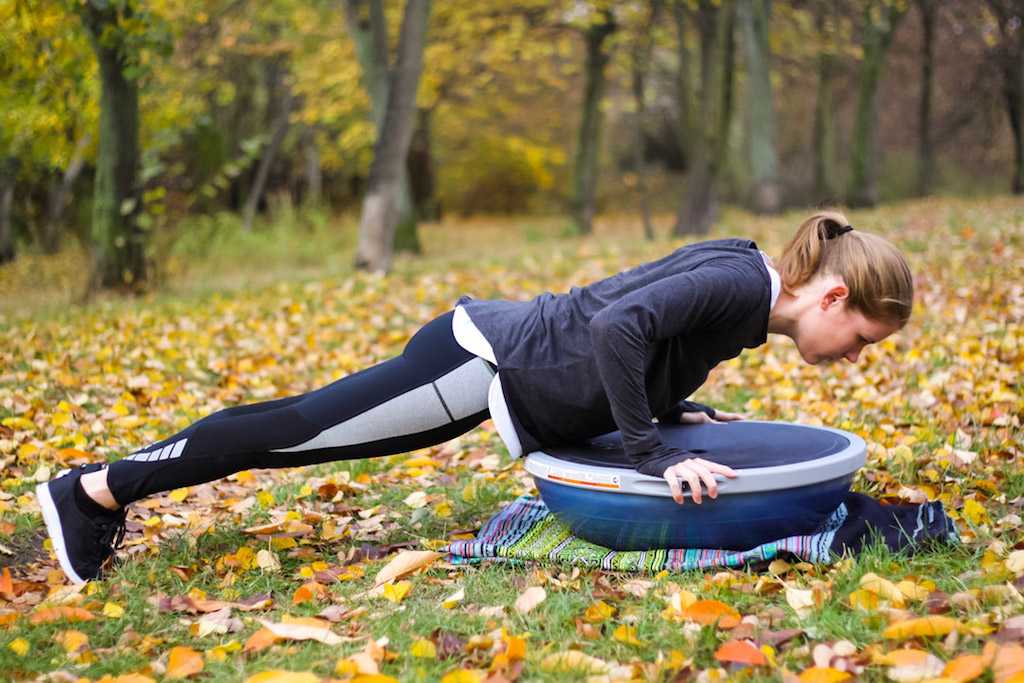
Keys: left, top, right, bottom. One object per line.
{"left": 523, "top": 420, "right": 865, "bottom": 551}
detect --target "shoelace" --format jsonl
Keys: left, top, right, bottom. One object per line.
{"left": 95, "top": 510, "right": 128, "bottom": 557}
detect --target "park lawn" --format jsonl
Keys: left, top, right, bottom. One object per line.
{"left": 0, "top": 196, "right": 1022, "bottom": 682}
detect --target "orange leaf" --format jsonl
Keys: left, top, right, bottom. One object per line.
{"left": 715, "top": 639, "right": 767, "bottom": 666}
{"left": 166, "top": 646, "right": 204, "bottom": 679}
{"left": 0, "top": 567, "right": 13, "bottom": 596}
{"left": 245, "top": 627, "right": 281, "bottom": 653}
{"left": 292, "top": 582, "right": 326, "bottom": 606}
{"left": 29, "top": 606, "right": 95, "bottom": 624}
{"left": 680, "top": 599, "right": 741, "bottom": 628}
{"left": 993, "top": 644, "right": 1024, "bottom": 683}
{"left": 943, "top": 654, "right": 988, "bottom": 683}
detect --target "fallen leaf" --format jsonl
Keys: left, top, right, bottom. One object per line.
{"left": 244, "top": 672, "right": 320, "bottom": 683}
{"left": 883, "top": 616, "right": 963, "bottom": 640}
{"left": 166, "top": 646, "right": 204, "bottom": 679}
{"left": 514, "top": 586, "right": 546, "bottom": 614}
{"left": 681, "top": 599, "right": 741, "bottom": 628}
{"left": 612, "top": 624, "right": 644, "bottom": 646}
{"left": 372, "top": 550, "right": 442, "bottom": 588}
{"left": 715, "top": 639, "right": 768, "bottom": 666}
{"left": 257, "top": 616, "right": 342, "bottom": 645}
{"left": 797, "top": 667, "right": 852, "bottom": 683}
{"left": 540, "top": 650, "right": 609, "bottom": 674}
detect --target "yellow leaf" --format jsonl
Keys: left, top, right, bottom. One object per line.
{"left": 8, "top": 637, "right": 29, "bottom": 656}
{"left": 257, "top": 491, "right": 275, "bottom": 507}
{"left": 382, "top": 580, "right": 411, "bottom": 603}
{"left": 848, "top": 589, "right": 880, "bottom": 611}
{"left": 168, "top": 487, "right": 190, "bottom": 503}
{"left": 963, "top": 498, "right": 989, "bottom": 526}
{"left": 166, "top": 646, "right": 205, "bottom": 679}
{"left": 207, "top": 640, "right": 242, "bottom": 663}
{"left": 102, "top": 601, "right": 125, "bottom": 618}
{"left": 57, "top": 629, "right": 89, "bottom": 654}
{"left": 410, "top": 639, "right": 436, "bottom": 658}
{"left": 882, "top": 616, "right": 963, "bottom": 639}
{"left": 439, "top": 670, "right": 484, "bottom": 683}
{"left": 244, "top": 672, "right": 320, "bottom": 683}
{"left": 798, "top": 667, "right": 852, "bottom": 683}
{"left": 441, "top": 587, "right": 464, "bottom": 609}
{"left": 541, "top": 650, "right": 609, "bottom": 674}
{"left": 613, "top": 623, "right": 644, "bottom": 646}
{"left": 583, "top": 599, "right": 616, "bottom": 623}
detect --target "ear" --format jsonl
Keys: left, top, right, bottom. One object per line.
{"left": 820, "top": 283, "right": 849, "bottom": 310}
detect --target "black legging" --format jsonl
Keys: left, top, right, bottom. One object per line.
{"left": 105, "top": 309, "right": 495, "bottom": 505}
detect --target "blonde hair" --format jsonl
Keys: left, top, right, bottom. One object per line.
{"left": 775, "top": 209, "right": 914, "bottom": 327}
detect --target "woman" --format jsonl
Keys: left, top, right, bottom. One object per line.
{"left": 37, "top": 210, "right": 912, "bottom": 584}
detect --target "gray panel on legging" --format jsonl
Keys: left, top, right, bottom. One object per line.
{"left": 268, "top": 357, "right": 489, "bottom": 453}
{"left": 433, "top": 357, "right": 493, "bottom": 420}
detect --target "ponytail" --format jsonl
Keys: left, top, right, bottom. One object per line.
{"left": 776, "top": 209, "right": 914, "bottom": 327}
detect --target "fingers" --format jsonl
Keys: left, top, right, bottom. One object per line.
{"left": 665, "top": 460, "right": 709, "bottom": 504}
{"left": 665, "top": 458, "right": 740, "bottom": 506}
{"left": 664, "top": 469, "right": 684, "bottom": 504}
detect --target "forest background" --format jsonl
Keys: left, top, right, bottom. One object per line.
{"left": 2, "top": 0, "right": 1024, "bottom": 309}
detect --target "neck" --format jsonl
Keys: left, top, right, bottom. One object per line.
{"left": 767, "top": 289, "right": 804, "bottom": 341}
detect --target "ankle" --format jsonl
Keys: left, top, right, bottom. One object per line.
{"left": 79, "top": 469, "right": 121, "bottom": 511}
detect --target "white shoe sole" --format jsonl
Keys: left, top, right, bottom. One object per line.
{"left": 35, "top": 481, "right": 88, "bottom": 585}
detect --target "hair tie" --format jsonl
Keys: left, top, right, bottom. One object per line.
{"left": 825, "top": 223, "right": 854, "bottom": 240}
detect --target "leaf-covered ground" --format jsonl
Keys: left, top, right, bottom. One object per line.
{"left": 0, "top": 197, "right": 1022, "bottom": 682}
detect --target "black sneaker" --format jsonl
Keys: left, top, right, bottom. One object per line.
{"left": 35, "top": 463, "right": 127, "bottom": 584}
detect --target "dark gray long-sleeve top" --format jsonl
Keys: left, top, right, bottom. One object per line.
{"left": 455, "top": 238, "right": 772, "bottom": 475}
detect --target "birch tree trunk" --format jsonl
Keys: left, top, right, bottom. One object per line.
{"left": 344, "top": 0, "right": 421, "bottom": 254}
{"left": 81, "top": 1, "right": 146, "bottom": 293}
{"left": 737, "top": 0, "right": 780, "bottom": 213}
{"left": 353, "top": 0, "right": 431, "bottom": 273}
{"left": 570, "top": 10, "right": 616, "bottom": 236}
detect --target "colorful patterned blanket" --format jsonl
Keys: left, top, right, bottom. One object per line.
{"left": 442, "top": 493, "right": 960, "bottom": 573}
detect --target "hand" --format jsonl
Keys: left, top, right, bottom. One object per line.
{"left": 663, "top": 457, "right": 739, "bottom": 505}
{"left": 679, "top": 408, "right": 748, "bottom": 424}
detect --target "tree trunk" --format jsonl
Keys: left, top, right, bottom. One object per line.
{"left": 988, "top": 0, "right": 1024, "bottom": 194}
{"left": 812, "top": 0, "right": 836, "bottom": 201}
{"left": 243, "top": 58, "right": 293, "bottom": 232}
{"left": 915, "top": 0, "right": 936, "bottom": 196}
{"left": 42, "top": 133, "right": 91, "bottom": 254}
{"left": 848, "top": 0, "right": 907, "bottom": 208}
{"left": 674, "top": 0, "right": 735, "bottom": 236}
{"left": 0, "top": 158, "right": 16, "bottom": 265}
{"left": 406, "top": 106, "right": 440, "bottom": 221}
{"left": 81, "top": 3, "right": 146, "bottom": 293}
{"left": 570, "top": 10, "right": 616, "bottom": 236}
{"left": 344, "top": 0, "right": 421, "bottom": 254}
{"left": 738, "top": 0, "right": 780, "bottom": 213}
{"left": 633, "top": 1, "right": 662, "bottom": 241}
{"left": 302, "top": 126, "right": 323, "bottom": 207}
{"left": 353, "top": 0, "right": 431, "bottom": 273}
{"left": 672, "top": 1, "right": 694, "bottom": 169}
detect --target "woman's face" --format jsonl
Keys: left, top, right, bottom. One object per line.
{"left": 795, "top": 280, "right": 901, "bottom": 365}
